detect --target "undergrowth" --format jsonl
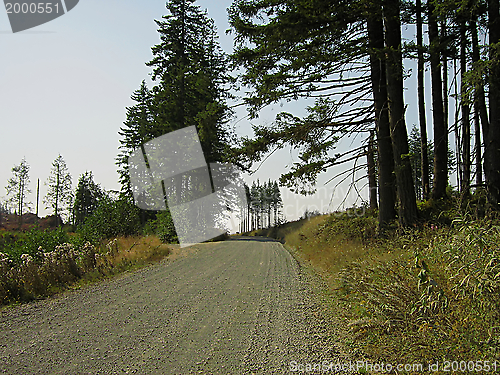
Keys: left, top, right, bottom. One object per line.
{"left": 0, "top": 235, "right": 171, "bottom": 306}
{"left": 262, "top": 208, "right": 500, "bottom": 368}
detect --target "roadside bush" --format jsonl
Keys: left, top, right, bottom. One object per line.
{"left": 1, "top": 227, "right": 70, "bottom": 264}
{"left": 155, "top": 210, "right": 178, "bottom": 244}
{"left": 0, "top": 231, "right": 19, "bottom": 250}
{"left": 276, "top": 208, "right": 500, "bottom": 363}
{"left": 0, "top": 234, "right": 174, "bottom": 306}
{"left": 0, "top": 241, "right": 98, "bottom": 303}
{"left": 336, "top": 218, "right": 500, "bottom": 362}
{"left": 441, "top": 218, "right": 500, "bottom": 311}
{"left": 78, "top": 198, "right": 141, "bottom": 244}
{"left": 321, "top": 212, "right": 378, "bottom": 243}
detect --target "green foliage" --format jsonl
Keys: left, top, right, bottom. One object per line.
{"left": 229, "top": 0, "right": 365, "bottom": 114}
{"left": 117, "top": 0, "right": 233, "bottom": 198}
{"left": 409, "top": 125, "right": 457, "bottom": 201}
{"left": 77, "top": 198, "right": 141, "bottom": 244}
{"left": 0, "top": 241, "right": 99, "bottom": 304}
{"left": 154, "top": 210, "right": 178, "bottom": 244}
{"left": 73, "top": 171, "right": 104, "bottom": 227}
{"left": 1, "top": 227, "right": 70, "bottom": 264}
{"left": 445, "top": 218, "right": 500, "bottom": 308}
{"left": 0, "top": 231, "right": 21, "bottom": 253}
{"left": 260, "top": 212, "right": 497, "bottom": 361}
{"left": 244, "top": 179, "right": 283, "bottom": 230}
{"left": 228, "top": 1, "right": 373, "bottom": 194}
{"left": 44, "top": 155, "right": 72, "bottom": 223}
{"left": 416, "top": 196, "right": 459, "bottom": 224}
{"left": 321, "top": 212, "right": 378, "bottom": 243}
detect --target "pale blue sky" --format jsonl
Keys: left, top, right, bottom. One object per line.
{"left": 0, "top": 1, "right": 459, "bottom": 221}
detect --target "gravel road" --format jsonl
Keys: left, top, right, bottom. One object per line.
{"left": 0, "top": 238, "right": 353, "bottom": 374}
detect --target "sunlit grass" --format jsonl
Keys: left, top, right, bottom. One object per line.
{"left": 0, "top": 235, "right": 174, "bottom": 306}
{"left": 268, "top": 212, "right": 500, "bottom": 366}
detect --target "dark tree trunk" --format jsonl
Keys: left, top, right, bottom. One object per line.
{"left": 367, "top": 3, "right": 396, "bottom": 227}
{"left": 429, "top": 1, "right": 448, "bottom": 199}
{"left": 367, "top": 130, "right": 378, "bottom": 210}
{"left": 461, "top": 22, "right": 471, "bottom": 196}
{"left": 18, "top": 178, "right": 24, "bottom": 228}
{"left": 417, "top": 0, "right": 430, "bottom": 200}
{"left": 56, "top": 165, "right": 60, "bottom": 227}
{"left": 485, "top": 0, "right": 500, "bottom": 205}
{"left": 471, "top": 20, "right": 490, "bottom": 146}
{"left": 180, "top": 0, "right": 186, "bottom": 129}
{"left": 384, "top": 0, "right": 418, "bottom": 226}
{"left": 475, "top": 102, "right": 483, "bottom": 185}
{"left": 471, "top": 19, "right": 487, "bottom": 186}
{"left": 36, "top": 178, "right": 40, "bottom": 218}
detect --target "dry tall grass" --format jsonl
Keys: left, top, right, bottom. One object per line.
{"left": 267, "top": 213, "right": 500, "bottom": 366}
{"left": 0, "top": 235, "right": 173, "bottom": 305}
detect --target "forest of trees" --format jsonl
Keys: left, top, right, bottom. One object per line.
{"left": 2, "top": 0, "right": 500, "bottom": 237}
{"left": 240, "top": 180, "right": 284, "bottom": 232}
{"left": 228, "top": 0, "right": 500, "bottom": 229}
{"left": 115, "top": 0, "right": 237, "bottom": 235}
{"left": 3, "top": 156, "right": 74, "bottom": 227}
{"left": 117, "top": 0, "right": 232, "bottom": 200}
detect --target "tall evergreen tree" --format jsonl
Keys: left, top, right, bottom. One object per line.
{"left": 118, "top": 0, "right": 233, "bottom": 199}
{"left": 73, "top": 171, "right": 104, "bottom": 227}
{"left": 117, "top": 81, "right": 155, "bottom": 198}
{"left": 44, "top": 155, "right": 72, "bottom": 226}
{"left": 460, "top": 14, "right": 471, "bottom": 196}
{"left": 384, "top": 0, "right": 418, "bottom": 226}
{"left": 5, "top": 158, "right": 31, "bottom": 226}
{"left": 485, "top": 0, "right": 500, "bottom": 205}
{"left": 230, "top": 0, "right": 420, "bottom": 226}
{"left": 367, "top": 130, "right": 378, "bottom": 210}
{"left": 145, "top": 0, "right": 232, "bottom": 162}
{"left": 272, "top": 181, "right": 284, "bottom": 226}
{"left": 416, "top": 0, "right": 431, "bottom": 199}
{"left": 366, "top": 1, "right": 397, "bottom": 226}
{"left": 428, "top": 0, "right": 449, "bottom": 199}
{"left": 228, "top": 0, "right": 374, "bottom": 196}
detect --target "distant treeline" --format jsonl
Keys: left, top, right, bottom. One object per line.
{"left": 240, "top": 180, "right": 283, "bottom": 233}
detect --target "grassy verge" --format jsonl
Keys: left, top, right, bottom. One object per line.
{"left": 0, "top": 235, "right": 173, "bottom": 306}
{"left": 252, "top": 211, "right": 500, "bottom": 369}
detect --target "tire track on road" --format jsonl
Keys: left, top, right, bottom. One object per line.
{"left": 0, "top": 240, "right": 353, "bottom": 374}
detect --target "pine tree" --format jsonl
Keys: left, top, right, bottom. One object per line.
{"left": 73, "top": 171, "right": 104, "bottom": 227}
{"left": 117, "top": 81, "right": 155, "bottom": 198}
{"left": 428, "top": 0, "right": 448, "bottom": 200}
{"left": 366, "top": 1, "right": 396, "bottom": 226}
{"left": 271, "top": 181, "right": 283, "bottom": 226}
{"left": 145, "top": 0, "right": 231, "bottom": 162}
{"left": 416, "top": 0, "right": 431, "bottom": 199}
{"left": 384, "top": 0, "right": 418, "bottom": 226}
{"left": 5, "top": 157, "right": 31, "bottom": 226}
{"left": 118, "top": 0, "right": 233, "bottom": 210}
{"left": 44, "top": 155, "right": 72, "bottom": 226}
{"left": 229, "top": 0, "right": 419, "bottom": 226}
{"left": 484, "top": 0, "right": 500, "bottom": 205}
{"left": 228, "top": 0, "right": 373, "bottom": 194}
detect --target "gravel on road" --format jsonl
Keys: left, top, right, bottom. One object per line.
{"left": 0, "top": 238, "right": 354, "bottom": 374}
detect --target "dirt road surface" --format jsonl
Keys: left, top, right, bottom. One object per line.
{"left": 0, "top": 238, "right": 352, "bottom": 374}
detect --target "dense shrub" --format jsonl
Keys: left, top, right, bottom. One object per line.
{"left": 321, "top": 212, "right": 378, "bottom": 243}
{"left": 337, "top": 218, "right": 500, "bottom": 362}
{"left": 20, "top": 227, "right": 69, "bottom": 258}
{"left": 155, "top": 210, "right": 178, "bottom": 244}
{"left": 1, "top": 227, "right": 70, "bottom": 264}
{"left": 0, "top": 231, "right": 19, "bottom": 251}
{"left": 77, "top": 198, "right": 141, "bottom": 243}
{"left": 0, "top": 242, "right": 97, "bottom": 303}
